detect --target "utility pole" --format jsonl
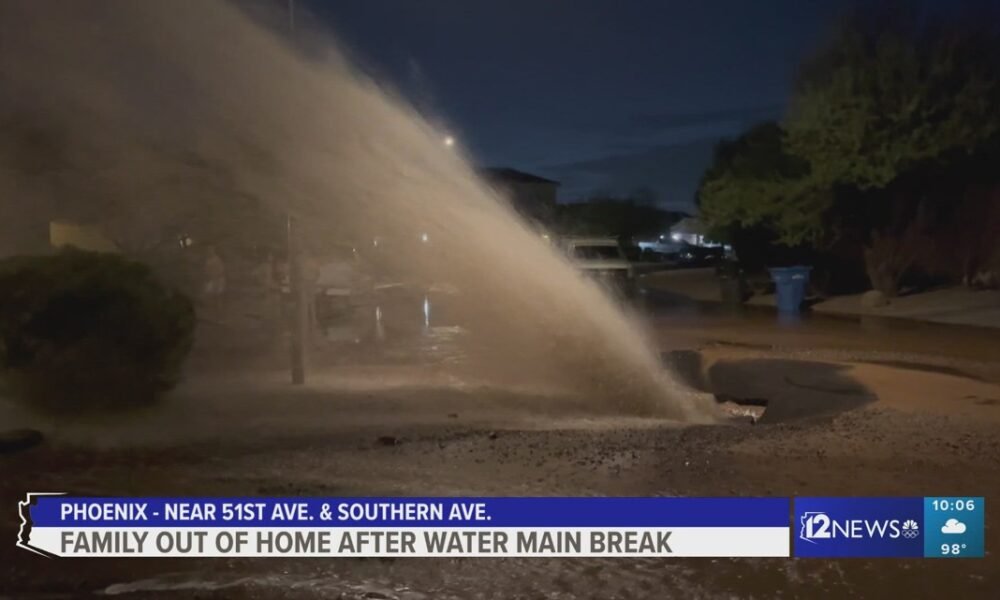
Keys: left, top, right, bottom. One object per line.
{"left": 287, "top": 0, "right": 306, "bottom": 385}
{"left": 287, "top": 217, "right": 307, "bottom": 385}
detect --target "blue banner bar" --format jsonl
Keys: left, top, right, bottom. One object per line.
{"left": 29, "top": 496, "right": 789, "bottom": 528}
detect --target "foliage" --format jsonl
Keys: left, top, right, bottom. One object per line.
{"left": 553, "top": 198, "right": 684, "bottom": 239}
{"left": 697, "top": 10, "right": 1000, "bottom": 294}
{"left": 787, "top": 16, "right": 1000, "bottom": 192}
{"left": 697, "top": 122, "right": 815, "bottom": 243}
{"left": 0, "top": 249, "right": 195, "bottom": 413}
{"left": 702, "top": 15, "right": 1000, "bottom": 243}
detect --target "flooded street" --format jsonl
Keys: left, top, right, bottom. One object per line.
{"left": 3, "top": 281, "right": 1000, "bottom": 598}
{"left": 1, "top": 2, "right": 998, "bottom": 597}
{"left": 641, "top": 285, "right": 1000, "bottom": 368}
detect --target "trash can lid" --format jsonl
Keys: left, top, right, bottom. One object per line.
{"left": 768, "top": 266, "right": 812, "bottom": 274}
{"left": 768, "top": 265, "right": 812, "bottom": 282}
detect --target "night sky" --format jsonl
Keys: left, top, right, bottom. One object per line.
{"left": 304, "top": 0, "right": 849, "bottom": 211}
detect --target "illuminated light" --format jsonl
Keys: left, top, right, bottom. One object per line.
{"left": 421, "top": 233, "right": 429, "bottom": 243}
{"left": 671, "top": 233, "right": 682, "bottom": 241}
{"left": 375, "top": 306, "right": 382, "bottom": 322}
{"left": 373, "top": 238, "right": 379, "bottom": 248}
{"left": 423, "top": 296, "right": 430, "bottom": 327}
{"left": 443, "top": 135, "right": 455, "bottom": 147}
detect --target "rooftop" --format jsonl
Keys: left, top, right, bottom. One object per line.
{"left": 478, "top": 167, "right": 559, "bottom": 186}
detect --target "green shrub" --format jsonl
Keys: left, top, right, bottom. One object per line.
{"left": 0, "top": 248, "right": 195, "bottom": 413}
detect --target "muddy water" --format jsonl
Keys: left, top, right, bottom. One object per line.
{"left": 4, "top": 300, "right": 1000, "bottom": 597}
{"left": 3, "top": 1, "right": 999, "bottom": 596}
{"left": 6, "top": 295, "right": 1000, "bottom": 598}
{"left": 3, "top": 392, "right": 999, "bottom": 598}
{"left": 640, "top": 287, "right": 1000, "bottom": 374}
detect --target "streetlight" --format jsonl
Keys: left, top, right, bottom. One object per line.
{"left": 286, "top": 0, "right": 306, "bottom": 385}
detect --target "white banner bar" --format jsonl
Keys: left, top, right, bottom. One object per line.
{"left": 26, "top": 527, "right": 790, "bottom": 558}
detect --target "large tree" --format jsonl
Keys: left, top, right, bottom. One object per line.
{"left": 790, "top": 14, "right": 1000, "bottom": 294}
{"left": 554, "top": 198, "right": 684, "bottom": 240}
{"left": 700, "top": 10, "right": 1000, "bottom": 295}
{"left": 697, "top": 121, "right": 812, "bottom": 243}
{"left": 787, "top": 14, "right": 1000, "bottom": 192}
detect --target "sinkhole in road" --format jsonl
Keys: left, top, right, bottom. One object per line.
{"left": 664, "top": 350, "right": 877, "bottom": 424}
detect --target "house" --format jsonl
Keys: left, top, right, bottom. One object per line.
{"left": 670, "top": 216, "right": 710, "bottom": 246}
{"left": 0, "top": 215, "right": 118, "bottom": 257}
{"left": 49, "top": 221, "right": 118, "bottom": 253}
{"left": 478, "top": 167, "right": 559, "bottom": 223}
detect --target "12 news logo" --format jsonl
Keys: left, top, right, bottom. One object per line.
{"left": 799, "top": 512, "right": 920, "bottom": 544}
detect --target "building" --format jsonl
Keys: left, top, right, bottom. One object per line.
{"left": 48, "top": 221, "right": 119, "bottom": 253}
{"left": 670, "top": 216, "right": 711, "bottom": 246}
{"left": 478, "top": 168, "right": 559, "bottom": 224}
{"left": 636, "top": 215, "right": 726, "bottom": 255}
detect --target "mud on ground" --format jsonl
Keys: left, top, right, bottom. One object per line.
{"left": 2, "top": 345, "right": 999, "bottom": 599}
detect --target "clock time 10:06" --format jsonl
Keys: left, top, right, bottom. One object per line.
{"left": 931, "top": 499, "right": 975, "bottom": 511}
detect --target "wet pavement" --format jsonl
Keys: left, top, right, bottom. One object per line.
{"left": 2, "top": 281, "right": 1000, "bottom": 598}
{"left": 639, "top": 286, "right": 1000, "bottom": 383}
{"left": 307, "top": 280, "right": 1000, "bottom": 372}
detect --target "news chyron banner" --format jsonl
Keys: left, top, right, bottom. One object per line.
{"left": 18, "top": 496, "right": 791, "bottom": 558}
{"left": 794, "top": 497, "right": 985, "bottom": 558}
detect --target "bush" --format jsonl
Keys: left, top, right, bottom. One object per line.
{"left": 0, "top": 248, "right": 195, "bottom": 413}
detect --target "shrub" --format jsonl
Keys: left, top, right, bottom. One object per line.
{"left": 0, "top": 248, "right": 195, "bottom": 413}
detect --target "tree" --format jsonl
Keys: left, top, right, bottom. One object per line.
{"left": 787, "top": 14, "right": 1000, "bottom": 192}
{"left": 915, "top": 137, "right": 1000, "bottom": 288}
{"left": 697, "top": 121, "right": 813, "bottom": 244}
{"left": 786, "top": 12, "right": 1000, "bottom": 295}
{"left": 700, "top": 11, "right": 1000, "bottom": 295}
{"left": 554, "top": 197, "right": 683, "bottom": 240}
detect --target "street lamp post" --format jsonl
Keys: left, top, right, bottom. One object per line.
{"left": 286, "top": 0, "right": 307, "bottom": 385}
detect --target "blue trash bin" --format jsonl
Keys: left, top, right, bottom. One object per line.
{"left": 768, "top": 266, "right": 812, "bottom": 314}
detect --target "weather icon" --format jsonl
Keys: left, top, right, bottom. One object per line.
{"left": 941, "top": 518, "right": 967, "bottom": 535}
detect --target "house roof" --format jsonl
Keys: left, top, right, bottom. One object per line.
{"left": 479, "top": 167, "right": 559, "bottom": 186}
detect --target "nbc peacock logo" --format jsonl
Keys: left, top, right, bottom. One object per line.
{"left": 901, "top": 519, "right": 920, "bottom": 539}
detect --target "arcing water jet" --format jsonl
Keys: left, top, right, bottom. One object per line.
{"left": 0, "top": 0, "right": 714, "bottom": 422}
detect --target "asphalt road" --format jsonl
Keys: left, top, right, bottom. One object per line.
{"left": 2, "top": 286, "right": 999, "bottom": 598}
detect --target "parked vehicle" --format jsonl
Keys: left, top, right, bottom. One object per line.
{"left": 560, "top": 237, "right": 636, "bottom": 296}
{"left": 676, "top": 242, "right": 725, "bottom": 267}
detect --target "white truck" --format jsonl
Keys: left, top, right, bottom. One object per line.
{"left": 559, "top": 237, "right": 636, "bottom": 296}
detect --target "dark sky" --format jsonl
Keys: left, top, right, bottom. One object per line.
{"left": 304, "top": 0, "right": 848, "bottom": 211}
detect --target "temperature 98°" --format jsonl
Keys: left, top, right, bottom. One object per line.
{"left": 941, "top": 543, "right": 967, "bottom": 556}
